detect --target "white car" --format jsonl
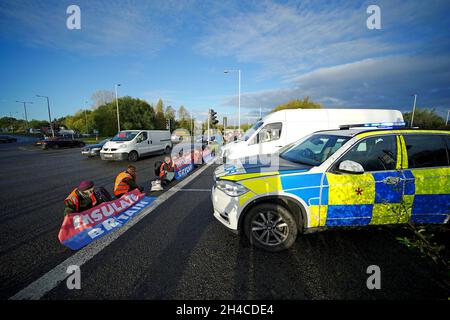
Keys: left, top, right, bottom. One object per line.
{"left": 100, "top": 130, "right": 172, "bottom": 162}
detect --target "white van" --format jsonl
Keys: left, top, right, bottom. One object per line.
{"left": 100, "top": 130, "right": 172, "bottom": 162}
{"left": 222, "top": 108, "right": 404, "bottom": 160}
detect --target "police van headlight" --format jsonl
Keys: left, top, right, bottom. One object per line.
{"left": 215, "top": 180, "right": 249, "bottom": 197}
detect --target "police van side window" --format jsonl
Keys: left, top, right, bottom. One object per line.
{"left": 249, "top": 122, "right": 282, "bottom": 145}
{"left": 337, "top": 135, "right": 397, "bottom": 172}
{"left": 403, "top": 135, "right": 449, "bottom": 168}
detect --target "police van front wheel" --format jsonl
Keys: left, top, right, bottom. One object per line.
{"left": 243, "top": 203, "right": 298, "bottom": 252}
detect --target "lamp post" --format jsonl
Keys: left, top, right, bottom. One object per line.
{"left": 84, "top": 101, "right": 89, "bottom": 134}
{"left": 410, "top": 94, "right": 417, "bottom": 127}
{"left": 224, "top": 69, "right": 241, "bottom": 131}
{"left": 115, "top": 84, "right": 121, "bottom": 132}
{"left": 16, "top": 101, "right": 33, "bottom": 131}
{"left": 446, "top": 109, "right": 449, "bottom": 126}
{"left": 36, "top": 95, "right": 55, "bottom": 137}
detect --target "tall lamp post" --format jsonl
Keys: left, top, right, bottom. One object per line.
{"left": 36, "top": 95, "right": 55, "bottom": 137}
{"left": 410, "top": 94, "right": 417, "bottom": 127}
{"left": 224, "top": 69, "right": 241, "bottom": 131}
{"left": 446, "top": 109, "right": 450, "bottom": 126}
{"left": 84, "top": 101, "right": 89, "bottom": 134}
{"left": 115, "top": 84, "right": 121, "bottom": 132}
{"left": 16, "top": 100, "right": 33, "bottom": 131}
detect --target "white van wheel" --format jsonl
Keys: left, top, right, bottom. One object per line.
{"left": 164, "top": 146, "right": 171, "bottom": 154}
{"left": 128, "top": 151, "right": 139, "bottom": 162}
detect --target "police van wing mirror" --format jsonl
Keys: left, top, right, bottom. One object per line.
{"left": 338, "top": 160, "right": 364, "bottom": 174}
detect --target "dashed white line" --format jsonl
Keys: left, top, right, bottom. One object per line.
{"left": 10, "top": 161, "right": 215, "bottom": 300}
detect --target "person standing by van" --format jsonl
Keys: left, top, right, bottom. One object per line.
{"left": 114, "top": 165, "right": 143, "bottom": 198}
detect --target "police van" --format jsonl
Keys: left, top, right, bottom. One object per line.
{"left": 212, "top": 123, "right": 450, "bottom": 251}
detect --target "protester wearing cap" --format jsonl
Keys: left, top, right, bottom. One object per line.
{"left": 64, "top": 180, "right": 100, "bottom": 215}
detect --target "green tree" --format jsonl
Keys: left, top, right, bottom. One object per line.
{"left": 403, "top": 108, "right": 448, "bottom": 129}
{"left": 271, "top": 97, "right": 322, "bottom": 113}
{"left": 154, "top": 99, "right": 166, "bottom": 129}
{"left": 91, "top": 96, "right": 156, "bottom": 135}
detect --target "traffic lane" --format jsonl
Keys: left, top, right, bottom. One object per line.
{"left": 0, "top": 145, "right": 167, "bottom": 299}
{"left": 43, "top": 165, "right": 448, "bottom": 299}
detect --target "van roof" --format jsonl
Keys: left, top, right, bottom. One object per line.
{"left": 263, "top": 108, "right": 403, "bottom": 122}
{"left": 316, "top": 128, "right": 450, "bottom": 137}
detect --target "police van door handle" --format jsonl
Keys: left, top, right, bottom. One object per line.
{"left": 382, "top": 176, "right": 401, "bottom": 185}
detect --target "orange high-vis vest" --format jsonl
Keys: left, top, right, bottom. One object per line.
{"left": 64, "top": 188, "right": 97, "bottom": 212}
{"left": 114, "top": 171, "right": 133, "bottom": 196}
{"left": 159, "top": 162, "right": 174, "bottom": 177}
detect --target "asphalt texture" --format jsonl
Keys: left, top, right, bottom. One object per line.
{"left": 1, "top": 135, "right": 449, "bottom": 299}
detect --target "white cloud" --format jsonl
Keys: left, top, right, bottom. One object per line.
{"left": 220, "top": 54, "right": 450, "bottom": 114}
{"left": 196, "top": 0, "right": 450, "bottom": 80}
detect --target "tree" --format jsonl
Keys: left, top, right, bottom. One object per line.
{"left": 154, "top": 99, "right": 166, "bottom": 129}
{"left": 165, "top": 106, "right": 176, "bottom": 122}
{"left": 403, "top": 108, "right": 447, "bottom": 129}
{"left": 91, "top": 90, "right": 115, "bottom": 109}
{"left": 91, "top": 96, "right": 156, "bottom": 136}
{"left": 177, "top": 105, "right": 192, "bottom": 132}
{"left": 271, "top": 97, "right": 322, "bottom": 113}
{"left": 65, "top": 110, "right": 94, "bottom": 134}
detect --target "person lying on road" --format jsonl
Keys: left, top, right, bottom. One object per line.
{"left": 114, "top": 165, "right": 143, "bottom": 198}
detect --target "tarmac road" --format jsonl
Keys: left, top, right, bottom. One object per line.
{"left": 0, "top": 136, "right": 167, "bottom": 299}
{"left": 1, "top": 136, "right": 449, "bottom": 299}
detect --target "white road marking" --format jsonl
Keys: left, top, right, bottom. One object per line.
{"left": 10, "top": 161, "right": 215, "bottom": 300}
{"left": 172, "top": 188, "right": 211, "bottom": 192}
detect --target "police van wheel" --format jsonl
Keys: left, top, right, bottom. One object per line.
{"left": 244, "top": 203, "right": 297, "bottom": 252}
{"left": 128, "top": 151, "right": 139, "bottom": 162}
{"left": 164, "top": 146, "right": 171, "bottom": 154}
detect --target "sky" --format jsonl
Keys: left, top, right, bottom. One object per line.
{"left": 0, "top": 0, "right": 449, "bottom": 125}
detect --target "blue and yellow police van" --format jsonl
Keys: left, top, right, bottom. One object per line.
{"left": 212, "top": 124, "right": 450, "bottom": 251}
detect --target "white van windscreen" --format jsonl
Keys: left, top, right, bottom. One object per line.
{"left": 111, "top": 131, "right": 139, "bottom": 141}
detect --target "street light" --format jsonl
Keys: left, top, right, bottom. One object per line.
{"left": 115, "top": 84, "right": 121, "bottom": 132}
{"left": 16, "top": 100, "right": 33, "bottom": 131}
{"left": 410, "top": 94, "right": 417, "bottom": 127}
{"left": 224, "top": 69, "right": 241, "bottom": 131}
{"left": 84, "top": 101, "right": 89, "bottom": 134}
{"left": 36, "top": 94, "right": 55, "bottom": 137}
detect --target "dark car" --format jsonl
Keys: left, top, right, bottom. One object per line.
{"left": 81, "top": 138, "right": 111, "bottom": 157}
{"left": 40, "top": 138, "right": 85, "bottom": 150}
{"left": 0, "top": 135, "right": 17, "bottom": 143}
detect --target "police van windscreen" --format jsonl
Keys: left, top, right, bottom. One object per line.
{"left": 280, "top": 134, "right": 350, "bottom": 166}
{"left": 111, "top": 131, "right": 139, "bottom": 141}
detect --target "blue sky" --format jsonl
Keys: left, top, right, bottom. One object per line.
{"left": 1, "top": 0, "right": 449, "bottom": 125}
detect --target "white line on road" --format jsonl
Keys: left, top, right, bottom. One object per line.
{"left": 10, "top": 161, "right": 215, "bottom": 300}
{"left": 172, "top": 188, "right": 211, "bottom": 192}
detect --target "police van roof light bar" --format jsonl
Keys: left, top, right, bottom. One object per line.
{"left": 339, "top": 121, "right": 406, "bottom": 130}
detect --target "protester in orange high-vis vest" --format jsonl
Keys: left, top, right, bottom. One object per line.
{"left": 114, "top": 165, "right": 143, "bottom": 198}
{"left": 64, "top": 180, "right": 99, "bottom": 216}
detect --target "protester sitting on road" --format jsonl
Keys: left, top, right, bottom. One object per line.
{"left": 64, "top": 180, "right": 104, "bottom": 215}
{"left": 159, "top": 156, "right": 175, "bottom": 183}
{"left": 114, "top": 165, "right": 144, "bottom": 198}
